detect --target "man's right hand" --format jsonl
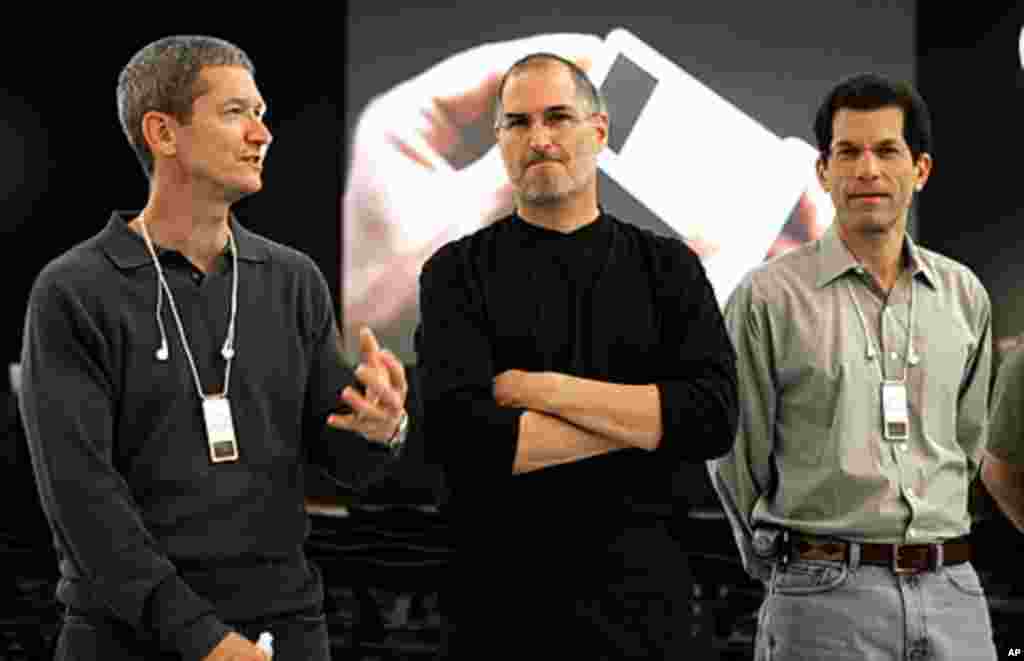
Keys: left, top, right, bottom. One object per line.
{"left": 202, "top": 633, "right": 269, "bottom": 661}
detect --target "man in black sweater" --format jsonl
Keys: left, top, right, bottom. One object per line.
{"left": 19, "top": 35, "right": 409, "bottom": 660}
{"left": 416, "top": 52, "right": 739, "bottom": 658}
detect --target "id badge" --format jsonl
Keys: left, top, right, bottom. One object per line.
{"left": 202, "top": 395, "right": 239, "bottom": 463}
{"left": 881, "top": 380, "right": 909, "bottom": 441}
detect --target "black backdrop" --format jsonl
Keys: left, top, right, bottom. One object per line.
{"left": 917, "top": 4, "right": 1024, "bottom": 348}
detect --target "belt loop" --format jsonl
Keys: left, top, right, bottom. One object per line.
{"left": 933, "top": 542, "right": 944, "bottom": 571}
{"left": 846, "top": 540, "right": 861, "bottom": 569}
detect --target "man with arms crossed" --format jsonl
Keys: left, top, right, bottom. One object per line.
{"left": 20, "top": 35, "right": 409, "bottom": 659}
{"left": 710, "top": 73, "right": 998, "bottom": 660}
{"left": 416, "top": 52, "right": 738, "bottom": 658}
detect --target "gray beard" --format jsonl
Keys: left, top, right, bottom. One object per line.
{"left": 518, "top": 187, "right": 570, "bottom": 206}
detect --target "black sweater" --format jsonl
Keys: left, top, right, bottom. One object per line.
{"left": 19, "top": 212, "right": 356, "bottom": 658}
{"left": 416, "top": 209, "right": 738, "bottom": 656}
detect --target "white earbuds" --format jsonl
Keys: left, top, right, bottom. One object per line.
{"left": 156, "top": 340, "right": 169, "bottom": 362}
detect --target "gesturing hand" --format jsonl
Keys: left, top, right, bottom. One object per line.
{"left": 328, "top": 326, "right": 408, "bottom": 445}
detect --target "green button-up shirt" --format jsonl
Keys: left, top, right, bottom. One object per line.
{"left": 709, "top": 224, "right": 991, "bottom": 580}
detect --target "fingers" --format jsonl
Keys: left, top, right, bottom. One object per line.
{"left": 359, "top": 326, "right": 382, "bottom": 362}
{"left": 377, "top": 348, "right": 408, "bottom": 398}
{"left": 328, "top": 380, "right": 403, "bottom": 443}
{"left": 356, "top": 327, "right": 405, "bottom": 405}
{"left": 353, "top": 364, "right": 402, "bottom": 412}
{"left": 326, "top": 408, "right": 401, "bottom": 445}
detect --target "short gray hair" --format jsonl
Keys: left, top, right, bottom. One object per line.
{"left": 493, "top": 52, "right": 608, "bottom": 128}
{"left": 117, "top": 35, "right": 255, "bottom": 178}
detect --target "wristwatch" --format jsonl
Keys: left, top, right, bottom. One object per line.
{"left": 382, "top": 410, "right": 409, "bottom": 458}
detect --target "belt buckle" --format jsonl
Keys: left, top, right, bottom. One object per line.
{"left": 891, "top": 544, "right": 916, "bottom": 575}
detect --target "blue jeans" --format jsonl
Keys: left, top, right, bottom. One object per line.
{"left": 755, "top": 558, "right": 997, "bottom": 660}
{"left": 53, "top": 606, "right": 330, "bottom": 660}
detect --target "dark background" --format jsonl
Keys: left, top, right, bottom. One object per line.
{"left": 917, "top": 4, "right": 1024, "bottom": 345}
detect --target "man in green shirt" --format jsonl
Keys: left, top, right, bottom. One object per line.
{"left": 710, "top": 73, "right": 997, "bottom": 660}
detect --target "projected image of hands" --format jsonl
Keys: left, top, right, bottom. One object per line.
{"left": 342, "top": 31, "right": 832, "bottom": 359}
{"left": 343, "top": 34, "right": 605, "bottom": 356}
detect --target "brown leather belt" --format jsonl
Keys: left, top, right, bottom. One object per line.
{"left": 789, "top": 534, "right": 971, "bottom": 574}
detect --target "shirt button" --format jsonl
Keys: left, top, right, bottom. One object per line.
{"left": 890, "top": 351, "right": 898, "bottom": 360}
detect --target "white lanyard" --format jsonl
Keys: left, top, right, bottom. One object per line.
{"left": 846, "top": 270, "right": 919, "bottom": 441}
{"left": 138, "top": 216, "right": 239, "bottom": 400}
{"left": 844, "top": 271, "right": 919, "bottom": 382}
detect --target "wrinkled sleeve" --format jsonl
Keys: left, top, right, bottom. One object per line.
{"left": 304, "top": 261, "right": 357, "bottom": 434}
{"left": 19, "top": 272, "right": 230, "bottom": 659}
{"left": 416, "top": 243, "right": 524, "bottom": 501}
{"left": 707, "top": 274, "right": 776, "bottom": 582}
{"left": 958, "top": 279, "right": 992, "bottom": 478}
{"left": 298, "top": 259, "right": 389, "bottom": 489}
{"left": 989, "top": 345, "right": 1024, "bottom": 465}
{"left": 654, "top": 238, "right": 738, "bottom": 463}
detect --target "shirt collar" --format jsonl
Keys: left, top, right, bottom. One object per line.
{"left": 816, "top": 222, "right": 937, "bottom": 290}
{"left": 100, "top": 210, "right": 269, "bottom": 270}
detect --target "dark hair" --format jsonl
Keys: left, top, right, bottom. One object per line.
{"left": 814, "top": 73, "right": 932, "bottom": 163}
{"left": 493, "top": 52, "right": 607, "bottom": 127}
{"left": 117, "top": 35, "right": 255, "bottom": 178}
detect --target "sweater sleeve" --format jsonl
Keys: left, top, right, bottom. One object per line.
{"left": 416, "top": 243, "right": 524, "bottom": 500}
{"left": 18, "top": 270, "right": 230, "bottom": 659}
{"left": 300, "top": 259, "right": 399, "bottom": 489}
{"left": 652, "top": 237, "right": 739, "bottom": 463}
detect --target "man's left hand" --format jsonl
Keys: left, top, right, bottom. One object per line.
{"left": 329, "top": 327, "right": 408, "bottom": 444}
